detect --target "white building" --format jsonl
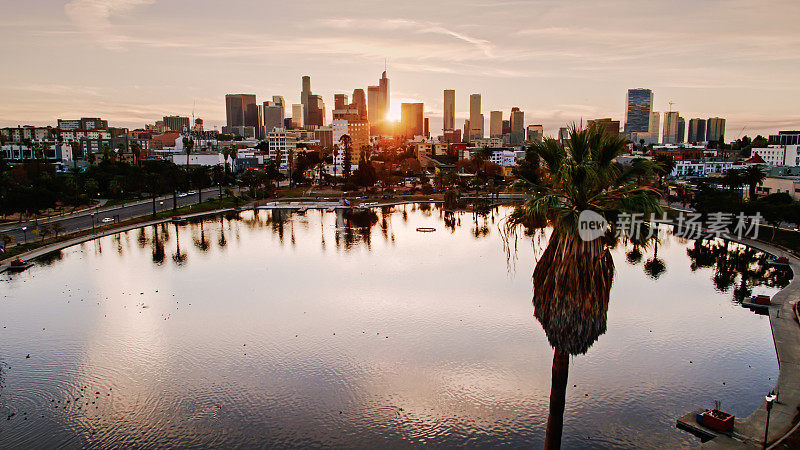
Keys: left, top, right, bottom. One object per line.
{"left": 752, "top": 145, "right": 800, "bottom": 167}
{"left": 266, "top": 128, "right": 297, "bottom": 169}
{"left": 489, "top": 150, "right": 519, "bottom": 167}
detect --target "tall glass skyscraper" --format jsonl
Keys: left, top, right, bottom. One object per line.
{"left": 623, "top": 89, "right": 654, "bottom": 134}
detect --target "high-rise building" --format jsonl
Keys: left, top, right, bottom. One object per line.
{"left": 367, "top": 86, "right": 380, "bottom": 126}
{"left": 688, "top": 118, "right": 706, "bottom": 142}
{"left": 307, "top": 95, "right": 326, "bottom": 127}
{"left": 301, "top": 76, "right": 311, "bottom": 124}
{"left": 162, "top": 115, "right": 189, "bottom": 133}
{"left": 225, "top": 94, "right": 258, "bottom": 137}
{"left": 443, "top": 89, "right": 455, "bottom": 132}
{"left": 291, "top": 104, "right": 304, "bottom": 128}
{"left": 662, "top": 111, "right": 680, "bottom": 144}
{"left": 352, "top": 89, "right": 367, "bottom": 120}
{"left": 624, "top": 88, "right": 654, "bottom": 135}
{"left": 706, "top": 117, "right": 726, "bottom": 143}
{"left": 424, "top": 118, "right": 430, "bottom": 138}
{"left": 379, "top": 70, "right": 389, "bottom": 123}
{"left": 647, "top": 111, "right": 660, "bottom": 144}
{"left": 263, "top": 101, "right": 284, "bottom": 135}
{"left": 463, "top": 120, "right": 470, "bottom": 143}
{"left": 469, "top": 94, "right": 482, "bottom": 140}
{"left": 334, "top": 94, "right": 349, "bottom": 110}
{"left": 676, "top": 116, "right": 685, "bottom": 144}
{"left": 587, "top": 118, "right": 620, "bottom": 137}
{"left": 526, "top": 124, "right": 544, "bottom": 142}
{"left": 769, "top": 131, "right": 800, "bottom": 146}
{"left": 400, "top": 103, "right": 424, "bottom": 138}
{"left": 510, "top": 109, "right": 524, "bottom": 144}
{"left": 272, "top": 96, "right": 285, "bottom": 116}
{"left": 490, "top": 111, "right": 503, "bottom": 138}
{"left": 502, "top": 120, "right": 511, "bottom": 135}
{"left": 558, "top": 127, "right": 569, "bottom": 142}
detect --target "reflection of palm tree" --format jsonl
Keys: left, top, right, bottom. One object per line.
{"left": 643, "top": 239, "right": 666, "bottom": 279}
{"left": 194, "top": 222, "right": 210, "bottom": 251}
{"left": 151, "top": 225, "right": 165, "bottom": 264}
{"left": 626, "top": 244, "right": 642, "bottom": 265}
{"left": 508, "top": 125, "right": 660, "bottom": 449}
{"left": 172, "top": 224, "right": 187, "bottom": 264}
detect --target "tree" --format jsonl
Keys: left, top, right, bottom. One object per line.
{"left": 721, "top": 169, "right": 744, "bottom": 193}
{"left": 742, "top": 165, "right": 766, "bottom": 200}
{"left": 130, "top": 141, "right": 142, "bottom": 166}
{"left": 507, "top": 125, "right": 661, "bottom": 449}
{"left": 652, "top": 154, "right": 676, "bottom": 186}
{"left": 212, "top": 164, "right": 225, "bottom": 202}
{"left": 183, "top": 136, "right": 194, "bottom": 170}
{"left": 189, "top": 166, "right": 210, "bottom": 204}
{"left": 340, "top": 134, "right": 352, "bottom": 180}
{"left": 51, "top": 222, "right": 65, "bottom": 238}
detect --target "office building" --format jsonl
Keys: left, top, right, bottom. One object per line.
{"left": 662, "top": 112, "right": 680, "bottom": 145}
{"left": 263, "top": 101, "right": 285, "bottom": 135}
{"left": 510, "top": 109, "right": 524, "bottom": 145}
{"left": 463, "top": 120, "right": 470, "bottom": 143}
{"left": 57, "top": 118, "right": 107, "bottom": 130}
{"left": 558, "top": 127, "right": 569, "bottom": 142}
{"left": 688, "top": 118, "right": 706, "bottom": 142}
{"left": 706, "top": 117, "right": 726, "bottom": 143}
{"left": 291, "top": 104, "right": 304, "bottom": 128}
{"left": 587, "top": 118, "right": 620, "bottom": 137}
{"left": 162, "top": 116, "right": 189, "bottom": 133}
{"left": 367, "top": 86, "right": 380, "bottom": 126}
{"left": 623, "top": 88, "right": 654, "bottom": 135}
{"left": 676, "top": 116, "right": 685, "bottom": 144}
{"left": 225, "top": 94, "right": 258, "bottom": 136}
{"left": 770, "top": 131, "right": 800, "bottom": 146}
{"left": 424, "top": 118, "right": 430, "bottom": 138}
{"left": 352, "top": 89, "right": 367, "bottom": 120}
{"left": 307, "top": 95, "right": 325, "bottom": 127}
{"left": 469, "top": 94, "right": 483, "bottom": 140}
{"left": 443, "top": 89, "right": 455, "bottom": 132}
{"left": 334, "top": 94, "right": 349, "bottom": 110}
{"left": 400, "top": 103, "right": 424, "bottom": 138}
{"left": 444, "top": 129, "right": 461, "bottom": 144}
{"left": 490, "top": 111, "right": 503, "bottom": 138}
{"left": 526, "top": 124, "right": 544, "bottom": 142}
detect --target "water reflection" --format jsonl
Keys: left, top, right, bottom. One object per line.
{"left": 686, "top": 239, "right": 792, "bottom": 302}
{"left": 0, "top": 205, "right": 790, "bottom": 448}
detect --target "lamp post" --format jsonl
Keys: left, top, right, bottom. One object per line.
{"left": 21, "top": 226, "right": 27, "bottom": 243}
{"left": 764, "top": 392, "right": 777, "bottom": 449}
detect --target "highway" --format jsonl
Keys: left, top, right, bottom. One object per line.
{"left": 1, "top": 189, "right": 224, "bottom": 245}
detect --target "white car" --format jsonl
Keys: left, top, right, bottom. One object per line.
{"left": 100, "top": 217, "right": 114, "bottom": 223}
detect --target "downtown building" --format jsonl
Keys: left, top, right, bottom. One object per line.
{"left": 623, "top": 88, "right": 654, "bottom": 138}
{"left": 224, "top": 94, "right": 259, "bottom": 138}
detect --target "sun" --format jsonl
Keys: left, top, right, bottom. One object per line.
{"left": 387, "top": 102, "right": 402, "bottom": 122}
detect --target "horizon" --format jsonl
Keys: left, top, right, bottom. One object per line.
{"left": 2, "top": 0, "right": 800, "bottom": 138}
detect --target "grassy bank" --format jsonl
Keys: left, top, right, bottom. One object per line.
{"left": 1, "top": 196, "right": 243, "bottom": 262}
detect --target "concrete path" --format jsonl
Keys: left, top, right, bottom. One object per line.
{"left": 701, "top": 237, "right": 800, "bottom": 448}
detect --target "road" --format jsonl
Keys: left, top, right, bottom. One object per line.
{"left": 1, "top": 189, "right": 224, "bottom": 245}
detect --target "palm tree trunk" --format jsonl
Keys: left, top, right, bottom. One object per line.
{"left": 172, "top": 191, "right": 177, "bottom": 213}
{"left": 198, "top": 187, "right": 202, "bottom": 204}
{"left": 545, "top": 349, "right": 570, "bottom": 450}
{"left": 152, "top": 194, "right": 156, "bottom": 218}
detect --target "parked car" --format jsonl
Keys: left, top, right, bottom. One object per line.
{"left": 100, "top": 217, "right": 114, "bottom": 223}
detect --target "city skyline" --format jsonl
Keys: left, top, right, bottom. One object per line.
{"left": 2, "top": 0, "right": 800, "bottom": 137}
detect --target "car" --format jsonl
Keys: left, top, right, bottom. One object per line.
{"left": 178, "top": 193, "right": 189, "bottom": 198}
{"left": 100, "top": 217, "right": 114, "bottom": 223}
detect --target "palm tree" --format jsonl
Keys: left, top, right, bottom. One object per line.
{"left": 130, "top": 141, "right": 142, "bottom": 166}
{"left": 722, "top": 169, "right": 744, "bottom": 193}
{"left": 183, "top": 136, "right": 194, "bottom": 170}
{"left": 508, "top": 125, "right": 661, "bottom": 449}
{"left": 742, "top": 165, "right": 766, "bottom": 200}
{"left": 340, "top": 134, "right": 352, "bottom": 180}
{"left": 653, "top": 154, "right": 676, "bottom": 187}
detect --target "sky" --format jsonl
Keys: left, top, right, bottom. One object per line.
{"left": 1, "top": 0, "right": 799, "bottom": 139}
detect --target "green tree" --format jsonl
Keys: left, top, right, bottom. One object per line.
{"left": 741, "top": 165, "right": 766, "bottom": 200}
{"left": 507, "top": 125, "right": 661, "bottom": 449}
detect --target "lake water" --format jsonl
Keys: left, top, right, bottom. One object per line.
{"left": 0, "top": 204, "right": 789, "bottom": 448}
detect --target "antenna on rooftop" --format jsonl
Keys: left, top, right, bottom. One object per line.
{"left": 668, "top": 101, "right": 675, "bottom": 112}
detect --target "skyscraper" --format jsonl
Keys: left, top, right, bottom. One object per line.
{"left": 662, "top": 111, "right": 680, "bottom": 144}
{"left": 334, "top": 94, "right": 349, "bottom": 110}
{"left": 307, "top": 95, "right": 325, "bottom": 127}
{"left": 469, "top": 94, "right": 482, "bottom": 141}
{"left": 676, "top": 116, "right": 685, "bottom": 144}
{"left": 648, "top": 111, "right": 660, "bottom": 144}
{"left": 352, "top": 89, "right": 367, "bottom": 120}
{"left": 400, "top": 103, "right": 424, "bottom": 138}
{"left": 263, "top": 101, "right": 284, "bottom": 135}
{"left": 301, "top": 76, "right": 311, "bottom": 124}
{"left": 291, "top": 104, "right": 304, "bottom": 128}
{"left": 526, "top": 124, "right": 544, "bottom": 142}
{"left": 706, "top": 117, "right": 726, "bottom": 143}
{"left": 443, "top": 89, "right": 455, "bottom": 132}
{"left": 463, "top": 120, "right": 470, "bottom": 143}
{"left": 379, "top": 70, "right": 389, "bottom": 122}
{"left": 510, "top": 109, "right": 524, "bottom": 145}
{"left": 490, "top": 111, "right": 503, "bottom": 138}
{"left": 688, "top": 118, "right": 706, "bottom": 142}
{"left": 367, "top": 86, "right": 380, "bottom": 126}
{"left": 272, "top": 96, "right": 285, "bottom": 116}
{"left": 424, "top": 118, "right": 430, "bottom": 138}
{"left": 624, "top": 89, "right": 654, "bottom": 135}
{"left": 225, "top": 94, "right": 258, "bottom": 136}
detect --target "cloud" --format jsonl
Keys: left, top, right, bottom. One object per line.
{"left": 64, "top": 0, "right": 155, "bottom": 48}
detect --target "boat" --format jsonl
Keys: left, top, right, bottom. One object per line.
{"left": 416, "top": 227, "right": 436, "bottom": 232}
{"left": 742, "top": 294, "right": 773, "bottom": 311}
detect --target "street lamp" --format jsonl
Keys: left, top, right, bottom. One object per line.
{"left": 21, "top": 226, "right": 27, "bottom": 243}
{"left": 764, "top": 392, "right": 777, "bottom": 449}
